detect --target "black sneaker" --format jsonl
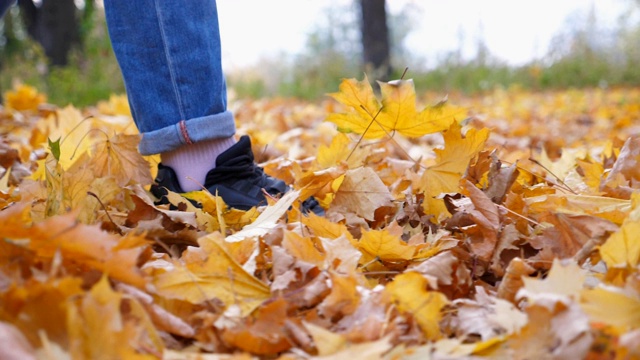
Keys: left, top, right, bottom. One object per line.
{"left": 150, "top": 135, "right": 324, "bottom": 215}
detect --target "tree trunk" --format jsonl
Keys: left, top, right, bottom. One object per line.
{"left": 359, "top": 0, "right": 391, "bottom": 80}
{"left": 18, "top": 0, "right": 79, "bottom": 66}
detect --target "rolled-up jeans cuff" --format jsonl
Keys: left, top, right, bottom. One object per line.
{"left": 138, "top": 110, "right": 236, "bottom": 155}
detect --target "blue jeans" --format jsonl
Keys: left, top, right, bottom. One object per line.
{"left": 0, "top": 0, "right": 15, "bottom": 18}
{"left": 104, "top": 0, "right": 235, "bottom": 155}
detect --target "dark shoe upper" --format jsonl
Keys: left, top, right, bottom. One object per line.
{"left": 151, "top": 135, "right": 325, "bottom": 215}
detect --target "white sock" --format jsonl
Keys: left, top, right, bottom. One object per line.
{"left": 161, "top": 136, "right": 237, "bottom": 192}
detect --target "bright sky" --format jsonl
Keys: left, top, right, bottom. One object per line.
{"left": 218, "top": 0, "right": 628, "bottom": 70}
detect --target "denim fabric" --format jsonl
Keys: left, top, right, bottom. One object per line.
{"left": 104, "top": 0, "right": 235, "bottom": 155}
{"left": 0, "top": 0, "right": 15, "bottom": 18}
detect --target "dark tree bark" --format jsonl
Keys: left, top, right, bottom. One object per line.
{"left": 359, "top": 0, "right": 391, "bottom": 80}
{"left": 17, "top": 0, "right": 79, "bottom": 66}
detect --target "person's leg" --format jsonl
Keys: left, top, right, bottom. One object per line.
{"left": 0, "top": 0, "right": 15, "bottom": 19}
{"left": 104, "top": 0, "right": 324, "bottom": 214}
{"left": 104, "top": 0, "right": 236, "bottom": 191}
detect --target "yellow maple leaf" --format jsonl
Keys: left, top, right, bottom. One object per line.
{"left": 418, "top": 122, "right": 489, "bottom": 220}
{"left": 316, "top": 132, "right": 368, "bottom": 169}
{"left": 152, "top": 233, "right": 271, "bottom": 316}
{"left": 3, "top": 84, "right": 46, "bottom": 111}
{"left": 384, "top": 271, "right": 449, "bottom": 340}
{"left": 359, "top": 228, "right": 416, "bottom": 264}
{"left": 327, "top": 76, "right": 465, "bottom": 139}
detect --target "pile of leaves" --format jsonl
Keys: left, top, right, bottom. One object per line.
{"left": 1, "top": 79, "right": 639, "bottom": 359}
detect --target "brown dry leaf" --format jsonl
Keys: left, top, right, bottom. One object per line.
{"left": 497, "top": 257, "right": 535, "bottom": 303}
{"left": 418, "top": 122, "right": 489, "bottom": 221}
{"left": 220, "top": 298, "right": 292, "bottom": 356}
{"left": 601, "top": 135, "right": 640, "bottom": 193}
{"left": 453, "top": 286, "right": 527, "bottom": 341}
{"left": 91, "top": 133, "right": 153, "bottom": 186}
{"left": 152, "top": 232, "right": 271, "bottom": 316}
{"left": 462, "top": 179, "right": 502, "bottom": 262}
{"left": 330, "top": 166, "right": 393, "bottom": 221}
{"left": 384, "top": 271, "right": 449, "bottom": 340}
{"left": 530, "top": 212, "right": 618, "bottom": 260}
{"left": 484, "top": 152, "right": 520, "bottom": 204}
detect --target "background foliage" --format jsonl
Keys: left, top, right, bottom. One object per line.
{"left": 1, "top": 2, "right": 640, "bottom": 105}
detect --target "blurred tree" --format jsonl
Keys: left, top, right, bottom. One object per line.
{"left": 17, "top": 0, "right": 79, "bottom": 66}
{"left": 359, "top": 0, "right": 391, "bottom": 80}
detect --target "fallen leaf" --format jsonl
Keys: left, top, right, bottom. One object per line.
{"left": 152, "top": 233, "right": 271, "bottom": 316}
{"left": 384, "top": 271, "right": 449, "bottom": 340}
{"left": 330, "top": 166, "right": 393, "bottom": 221}
{"left": 327, "top": 77, "right": 463, "bottom": 139}
{"left": 418, "top": 122, "right": 489, "bottom": 220}
{"left": 226, "top": 189, "right": 299, "bottom": 242}
{"left": 91, "top": 133, "right": 153, "bottom": 187}
{"left": 599, "top": 218, "right": 640, "bottom": 268}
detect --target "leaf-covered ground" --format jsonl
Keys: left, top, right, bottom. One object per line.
{"left": 1, "top": 81, "right": 640, "bottom": 359}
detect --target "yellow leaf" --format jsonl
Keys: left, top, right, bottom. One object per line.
{"left": 316, "top": 132, "right": 367, "bottom": 169}
{"left": 581, "top": 285, "right": 640, "bottom": 328}
{"left": 327, "top": 77, "right": 464, "bottom": 139}
{"left": 384, "top": 271, "right": 449, "bottom": 340}
{"left": 152, "top": 233, "right": 271, "bottom": 316}
{"left": 43, "top": 106, "right": 94, "bottom": 170}
{"left": 91, "top": 133, "right": 153, "bottom": 187}
{"left": 283, "top": 231, "right": 325, "bottom": 267}
{"left": 359, "top": 228, "right": 416, "bottom": 263}
{"left": 326, "top": 76, "right": 380, "bottom": 136}
{"left": 418, "top": 122, "right": 489, "bottom": 220}
{"left": 3, "top": 84, "right": 46, "bottom": 111}
{"left": 96, "top": 94, "right": 132, "bottom": 116}
{"left": 599, "top": 219, "right": 640, "bottom": 268}
{"left": 378, "top": 80, "right": 464, "bottom": 138}
{"left": 300, "top": 210, "right": 356, "bottom": 245}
